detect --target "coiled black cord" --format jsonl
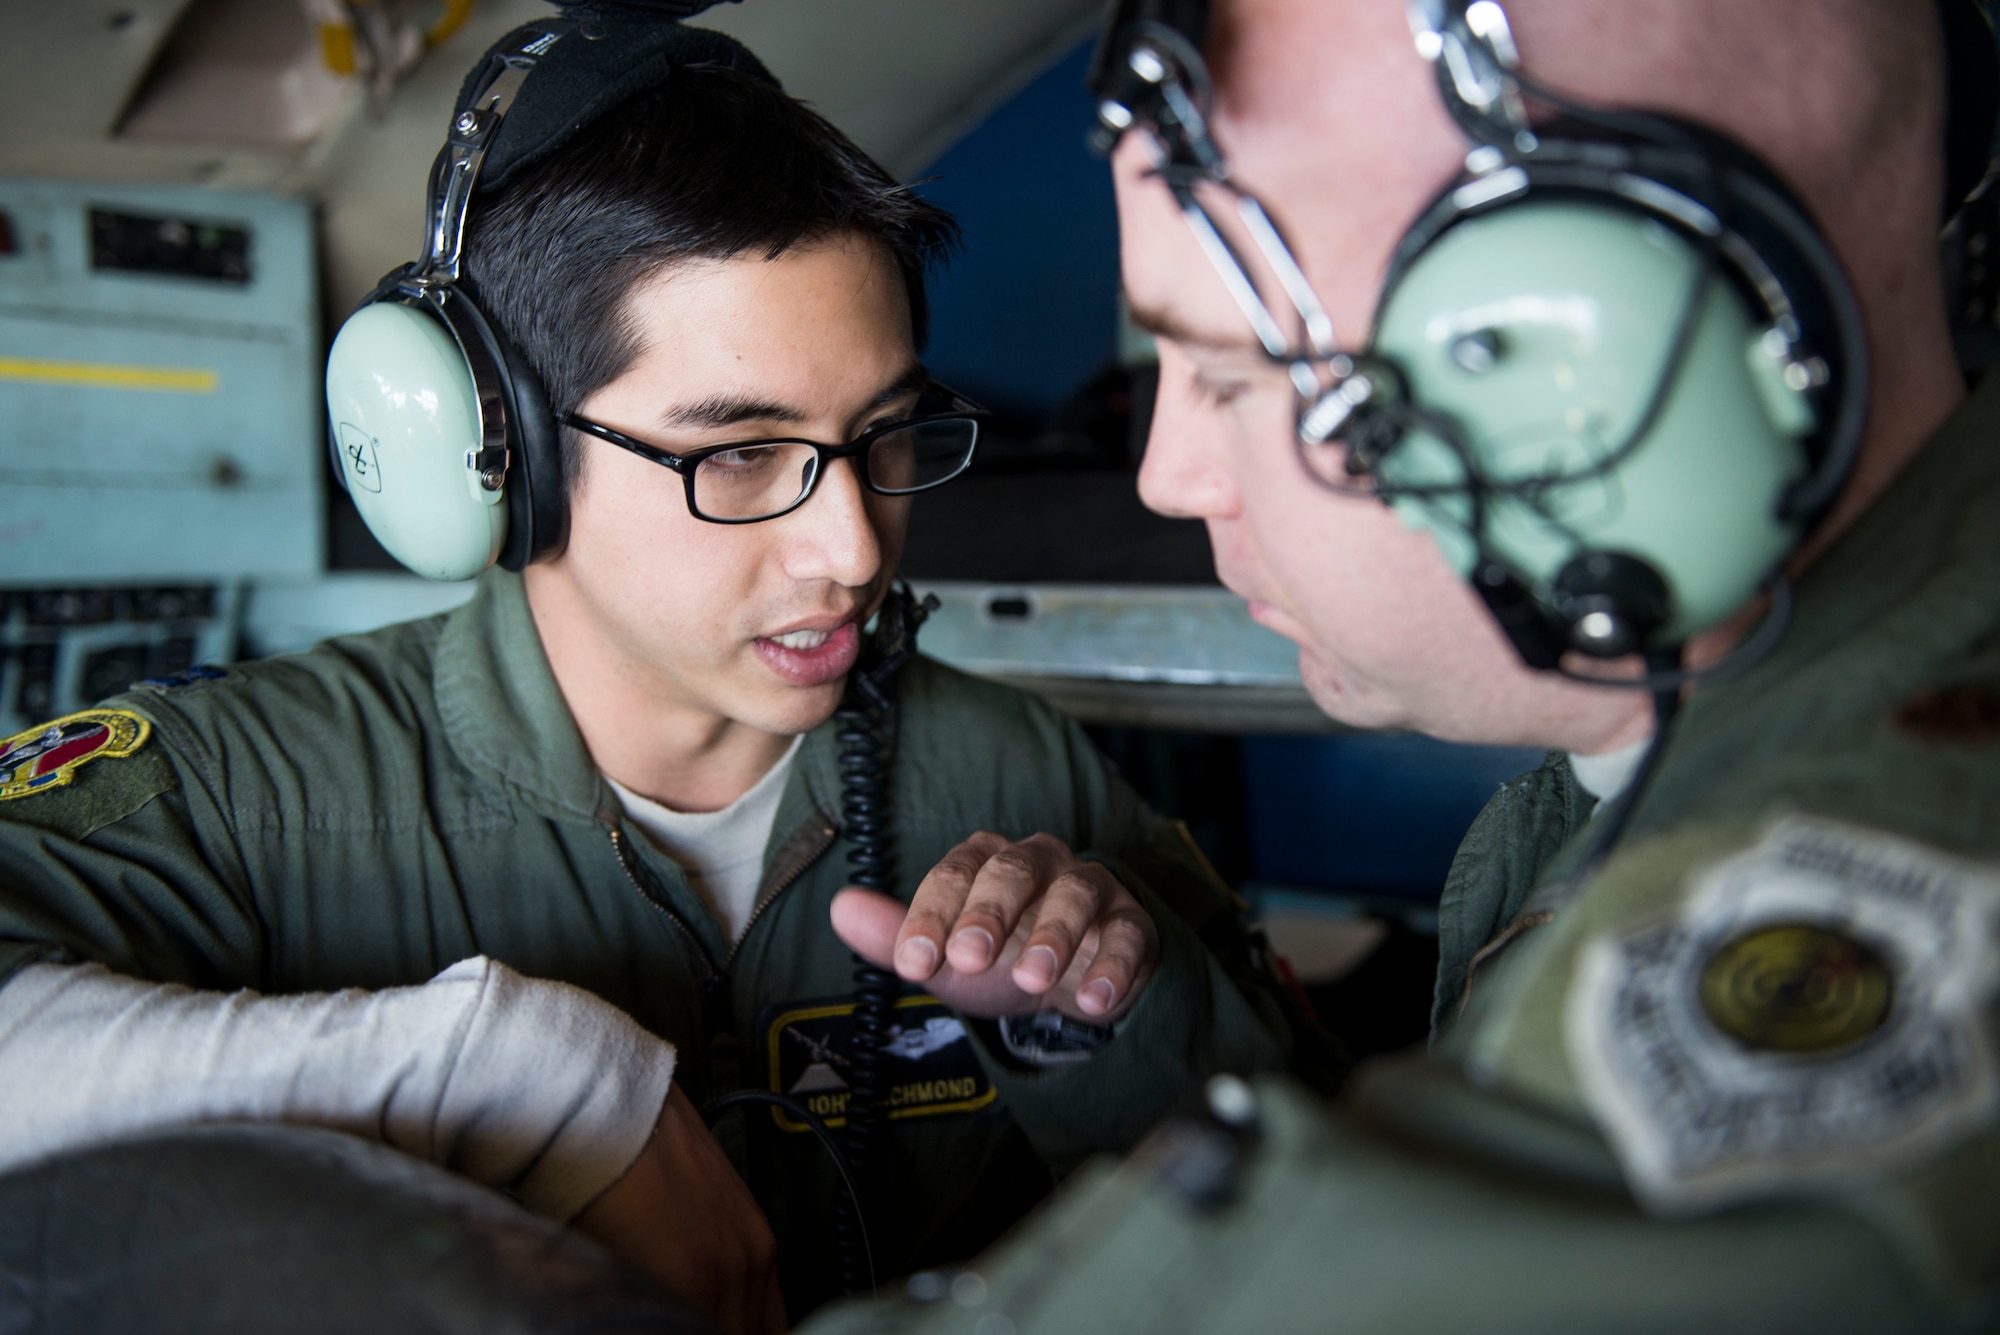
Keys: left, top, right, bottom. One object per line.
{"left": 833, "top": 697, "right": 896, "bottom": 1297}
{"left": 705, "top": 1090, "right": 875, "bottom": 1294}
{"left": 829, "top": 583, "right": 937, "bottom": 1297}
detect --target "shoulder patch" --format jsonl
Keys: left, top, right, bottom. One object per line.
{"left": 1567, "top": 817, "right": 2000, "bottom": 1215}
{"left": 0, "top": 710, "right": 151, "bottom": 801}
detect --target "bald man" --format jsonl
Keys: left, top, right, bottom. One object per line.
{"left": 803, "top": 2, "right": 2000, "bottom": 1331}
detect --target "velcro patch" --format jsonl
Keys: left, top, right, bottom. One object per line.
{"left": 761, "top": 993, "right": 997, "bottom": 1132}
{"left": 0, "top": 710, "right": 151, "bottom": 801}
{"left": 136, "top": 664, "right": 229, "bottom": 691}
{"left": 1893, "top": 683, "right": 2000, "bottom": 744}
{"left": 1568, "top": 817, "right": 2000, "bottom": 1214}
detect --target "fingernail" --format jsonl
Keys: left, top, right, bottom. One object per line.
{"left": 949, "top": 926, "right": 995, "bottom": 967}
{"left": 1016, "top": 945, "right": 1059, "bottom": 988}
{"left": 1079, "top": 978, "right": 1118, "bottom": 1015}
{"left": 896, "top": 936, "right": 938, "bottom": 977}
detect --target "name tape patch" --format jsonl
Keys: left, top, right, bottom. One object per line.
{"left": 1568, "top": 817, "right": 2000, "bottom": 1214}
{"left": 0, "top": 710, "right": 150, "bottom": 801}
{"left": 762, "top": 993, "right": 997, "bottom": 1132}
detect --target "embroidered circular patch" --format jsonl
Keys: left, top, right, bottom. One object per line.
{"left": 1568, "top": 817, "right": 2000, "bottom": 1215}
{"left": 1699, "top": 923, "right": 1894, "bottom": 1054}
{"left": 0, "top": 710, "right": 151, "bottom": 801}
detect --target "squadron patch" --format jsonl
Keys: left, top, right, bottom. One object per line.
{"left": 762, "top": 993, "right": 997, "bottom": 1132}
{"left": 1568, "top": 817, "right": 2000, "bottom": 1214}
{"left": 0, "top": 710, "right": 151, "bottom": 801}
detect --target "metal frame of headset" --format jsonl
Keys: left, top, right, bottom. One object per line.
{"left": 401, "top": 36, "right": 544, "bottom": 496}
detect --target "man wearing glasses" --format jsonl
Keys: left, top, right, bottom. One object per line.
{"left": 0, "top": 14, "right": 1316, "bottom": 1333}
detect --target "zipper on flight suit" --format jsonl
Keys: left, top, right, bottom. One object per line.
{"left": 608, "top": 825, "right": 722, "bottom": 983}
{"left": 610, "top": 816, "right": 839, "bottom": 1099}
{"left": 724, "top": 819, "right": 838, "bottom": 972}
{"left": 608, "top": 815, "right": 841, "bottom": 992}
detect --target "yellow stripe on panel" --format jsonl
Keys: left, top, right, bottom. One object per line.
{"left": 0, "top": 357, "right": 219, "bottom": 393}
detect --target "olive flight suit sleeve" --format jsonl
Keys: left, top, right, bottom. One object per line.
{"left": 957, "top": 705, "right": 1344, "bottom": 1176}
{"left": 0, "top": 703, "right": 676, "bottom": 1219}
{"left": 0, "top": 711, "right": 263, "bottom": 991}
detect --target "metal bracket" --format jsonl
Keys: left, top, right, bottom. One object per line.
{"left": 411, "top": 33, "right": 548, "bottom": 287}
{"left": 1406, "top": 0, "right": 1538, "bottom": 155}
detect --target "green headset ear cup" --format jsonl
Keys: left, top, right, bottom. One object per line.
{"left": 1367, "top": 112, "right": 1868, "bottom": 654}
{"left": 1374, "top": 201, "right": 1810, "bottom": 640}
{"left": 324, "top": 296, "right": 509, "bottom": 581}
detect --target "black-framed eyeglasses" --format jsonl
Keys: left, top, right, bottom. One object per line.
{"left": 560, "top": 379, "right": 987, "bottom": 525}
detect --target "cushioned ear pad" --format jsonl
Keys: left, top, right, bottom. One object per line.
{"left": 502, "top": 344, "right": 569, "bottom": 568}
{"left": 436, "top": 287, "right": 567, "bottom": 570}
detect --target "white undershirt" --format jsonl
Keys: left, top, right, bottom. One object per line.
{"left": 1570, "top": 736, "right": 1652, "bottom": 805}
{"left": 603, "top": 735, "right": 803, "bottom": 943}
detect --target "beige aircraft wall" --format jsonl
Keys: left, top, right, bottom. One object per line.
{"left": 0, "top": 0, "right": 1099, "bottom": 317}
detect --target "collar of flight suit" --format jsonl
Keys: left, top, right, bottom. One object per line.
{"left": 430, "top": 567, "right": 847, "bottom": 847}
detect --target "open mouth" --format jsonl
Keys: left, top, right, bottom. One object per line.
{"left": 754, "top": 619, "right": 862, "bottom": 687}
{"left": 769, "top": 627, "right": 833, "bottom": 652}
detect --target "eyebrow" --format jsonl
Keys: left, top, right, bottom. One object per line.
{"left": 1125, "top": 293, "right": 1258, "bottom": 353}
{"left": 656, "top": 363, "right": 930, "bottom": 433}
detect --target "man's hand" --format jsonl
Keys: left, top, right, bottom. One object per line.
{"left": 830, "top": 831, "right": 1158, "bottom": 1022}
{"left": 572, "top": 1083, "right": 787, "bottom": 1334}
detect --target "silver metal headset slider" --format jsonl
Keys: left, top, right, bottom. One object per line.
{"left": 1407, "top": 0, "right": 1538, "bottom": 155}
{"left": 411, "top": 33, "right": 550, "bottom": 288}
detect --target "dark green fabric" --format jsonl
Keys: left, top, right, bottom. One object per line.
{"left": 802, "top": 1079, "right": 1939, "bottom": 1335}
{"left": 1429, "top": 750, "right": 1593, "bottom": 1035}
{"left": 0, "top": 569, "right": 1303, "bottom": 1317}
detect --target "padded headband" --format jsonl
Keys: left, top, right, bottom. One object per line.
{"left": 450, "top": 2, "right": 778, "bottom": 198}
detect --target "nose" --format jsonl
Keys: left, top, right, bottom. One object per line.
{"left": 784, "top": 454, "right": 884, "bottom": 588}
{"left": 1136, "top": 355, "right": 1244, "bottom": 521}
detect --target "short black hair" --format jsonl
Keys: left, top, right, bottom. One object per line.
{"left": 463, "top": 63, "right": 959, "bottom": 494}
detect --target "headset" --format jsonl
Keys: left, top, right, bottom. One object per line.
{"left": 324, "top": 26, "right": 566, "bottom": 581}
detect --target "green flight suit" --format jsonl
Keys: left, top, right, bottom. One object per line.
{"left": 0, "top": 569, "right": 1308, "bottom": 1317}
{"left": 800, "top": 379, "right": 2000, "bottom": 1334}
